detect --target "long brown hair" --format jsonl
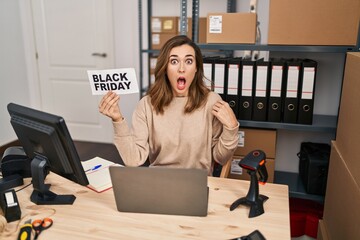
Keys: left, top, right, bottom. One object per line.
{"left": 147, "top": 35, "right": 210, "bottom": 114}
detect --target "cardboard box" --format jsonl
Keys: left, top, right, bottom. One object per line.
{"left": 268, "top": 0, "right": 360, "bottom": 45}
{"left": 151, "top": 17, "right": 178, "bottom": 33}
{"left": 317, "top": 220, "right": 329, "bottom": 240}
{"left": 186, "top": 17, "right": 207, "bottom": 43}
{"left": 335, "top": 52, "right": 360, "bottom": 185}
{"left": 235, "top": 128, "right": 277, "bottom": 159}
{"left": 322, "top": 141, "right": 360, "bottom": 239}
{"left": 206, "top": 13, "right": 257, "bottom": 44}
{"left": 227, "top": 156, "right": 275, "bottom": 183}
{"left": 151, "top": 33, "right": 177, "bottom": 50}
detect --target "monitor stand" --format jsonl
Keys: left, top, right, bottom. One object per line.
{"left": 30, "top": 154, "right": 76, "bottom": 205}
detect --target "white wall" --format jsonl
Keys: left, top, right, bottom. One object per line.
{"left": 0, "top": 0, "right": 30, "bottom": 144}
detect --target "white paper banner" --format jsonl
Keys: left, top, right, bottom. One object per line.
{"left": 87, "top": 68, "right": 139, "bottom": 95}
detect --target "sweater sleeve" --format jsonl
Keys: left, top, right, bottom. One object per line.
{"left": 113, "top": 98, "right": 150, "bottom": 166}
{"left": 210, "top": 94, "right": 239, "bottom": 166}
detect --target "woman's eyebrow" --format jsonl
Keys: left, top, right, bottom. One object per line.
{"left": 169, "top": 54, "right": 194, "bottom": 58}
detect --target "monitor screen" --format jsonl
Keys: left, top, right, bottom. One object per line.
{"left": 7, "top": 103, "right": 89, "bottom": 205}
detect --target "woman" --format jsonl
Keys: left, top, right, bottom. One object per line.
{"left": 99, "top": 35, "right": 239, "bottom": 175}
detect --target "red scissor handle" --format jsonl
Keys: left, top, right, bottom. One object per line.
{"left": 32, "top": 218, "right": 53, "bottom": 231}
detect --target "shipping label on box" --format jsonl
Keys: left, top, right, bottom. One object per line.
{"left": 152, "top": 34, "right": 160, "bottom": 45}
{"left": 238, "top": 131, "right": 245, "bottom": 147}
{"left": 235, "top": 128, "right": 277, "bottom": 158}
{"left": 163, "top": 20, "right": 174, "bottom": 31}
{"left": 151, "top": 17, "right": 178, "bottom": 34}
{"left": 151, "top": 18, "right": 162, "bottom": 33}
{"left": 209, "top": 15, "right": 223, "bottom": 33}
{"left": 151, "top": 33, "right": 177, "bottom": 50}
{"left": 230, "top": 158, "right": 244, "bottom": 175}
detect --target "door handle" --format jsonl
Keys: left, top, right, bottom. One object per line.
{"left": 92, "top": 53, "right": 107, "bottom": 58}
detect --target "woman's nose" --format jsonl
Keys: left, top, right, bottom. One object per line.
{"left": 178, "top": 62, "right": 185, "bottom": 73}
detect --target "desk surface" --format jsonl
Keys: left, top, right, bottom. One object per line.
{"left": 1, "top": 173, "right": 290, "bottom": 240}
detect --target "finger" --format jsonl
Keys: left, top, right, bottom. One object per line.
{"left": 99, "top": 91, "right": 113, "bottom": 106}
{"left": 99, "top": 92, "right": 117, "bottom": 112}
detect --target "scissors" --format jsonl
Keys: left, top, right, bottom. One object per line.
{"left": 32, "top": 218, "right": 53, "bottom": 239}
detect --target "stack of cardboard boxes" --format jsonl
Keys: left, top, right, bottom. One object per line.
{"left": 221, "top": 128, "right": 277, "bottom": 183}
{"left": 150, "top": 12, "right": 257, "bottom": 50}
{"left": 151, "top": 16, "right": 207, "bottom": 50}
{"left": 151, "top": 16, "right": 179, "bottom": 50}
{"left": 317, "top": 52, "right": 360, "bottom": 239}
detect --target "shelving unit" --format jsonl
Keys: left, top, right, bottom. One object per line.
{"left": 240, "top": 114, "right": 337, "bottom": 133}
{"left": 138, "top": 0, "right": 360, "bottom": 202}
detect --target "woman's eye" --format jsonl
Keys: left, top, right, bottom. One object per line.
{"left": 170, "top": 59, "right": 178, "bottom": 64}
{"left": 186, "top": 59, "right": 193, "bottom": 64}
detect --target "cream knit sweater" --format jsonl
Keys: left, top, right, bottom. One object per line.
{"left": 112, "top": 92, "right": 239, "bottom": 175}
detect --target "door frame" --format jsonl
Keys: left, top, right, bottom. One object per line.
{"left": 19, "top": 0, "right": 42, "bottom": 109}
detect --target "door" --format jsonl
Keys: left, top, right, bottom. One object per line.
{"left": 31, "top": 0, "right": 114, "bottom": 143}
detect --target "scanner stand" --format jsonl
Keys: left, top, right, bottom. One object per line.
{"left": 31, "top": 155, "right": 75, "bottom": 205}
{"left": 230, "top": 170, "right": 268, "bottom": 218}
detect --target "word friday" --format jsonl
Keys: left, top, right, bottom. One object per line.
{"left": 92, "top": 73, "right": 131, "bottom": 91}
{"left": 87, "top": 68, "right": 139, "bottom": 95}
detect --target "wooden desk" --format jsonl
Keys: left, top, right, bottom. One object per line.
{"left": 1, "top": 173, "right": 290, "bottom": 240}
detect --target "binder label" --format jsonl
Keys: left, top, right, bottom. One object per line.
{"left": 270, "top": 66, "right": 283, "bottom": 97}
{"left": 203, "top": 63, "right": 213, "bottom": 90}
{"left": 214, "top": 63, "right": 225, "bottom": 94}
{"left": 255, "top": 66, "right": 268, "bottom": 97}
{"left": 242, "top": 65, "right": 253, "bottom": 97}
{"left": 228, "top": 64, "right": 239, "bottom": 95}
{"left": 302, "top": 67, "right": 315, "bottom": 99}
{"left": 286, "top": 66, "right": 300, "bottom": 98}
{"left": 209, "top": 15, "right": 222, "bottom": 33}
{"left": 203, "top": 63, "right": 212, "bottom": 80}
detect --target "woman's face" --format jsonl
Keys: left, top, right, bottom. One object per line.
{"left": 166, "top": 44, "right": 197, "bottom": 97}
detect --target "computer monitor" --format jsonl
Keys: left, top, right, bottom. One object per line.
{"left": 7, "top": 103, "right": 89, "bottom": 205}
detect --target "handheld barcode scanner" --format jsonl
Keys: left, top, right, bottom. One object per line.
{"left": 230, "top": 150, "right": 269, "bottom": 218}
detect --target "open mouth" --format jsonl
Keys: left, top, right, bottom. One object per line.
{"left": 177, "top": 77, "right": 186, "bottom": 90}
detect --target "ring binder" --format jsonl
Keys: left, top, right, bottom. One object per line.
{"left": 283, "top": 59, "right": 302, "bottom": 123}
{"left": 297, "top": 59, "right": 317, "bottom": 125}
{"left": 252, "top": 59, "right": 270, "bottom": 121}
{"left": 268, "top": 58, "right": 286, "bottom": 122}
{"left": 239, "top": 59, "right": 255, "bottom": 120}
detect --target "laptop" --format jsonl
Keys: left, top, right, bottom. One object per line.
{"left": 109, "top": 166, "right": 209, "bottom": 217}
